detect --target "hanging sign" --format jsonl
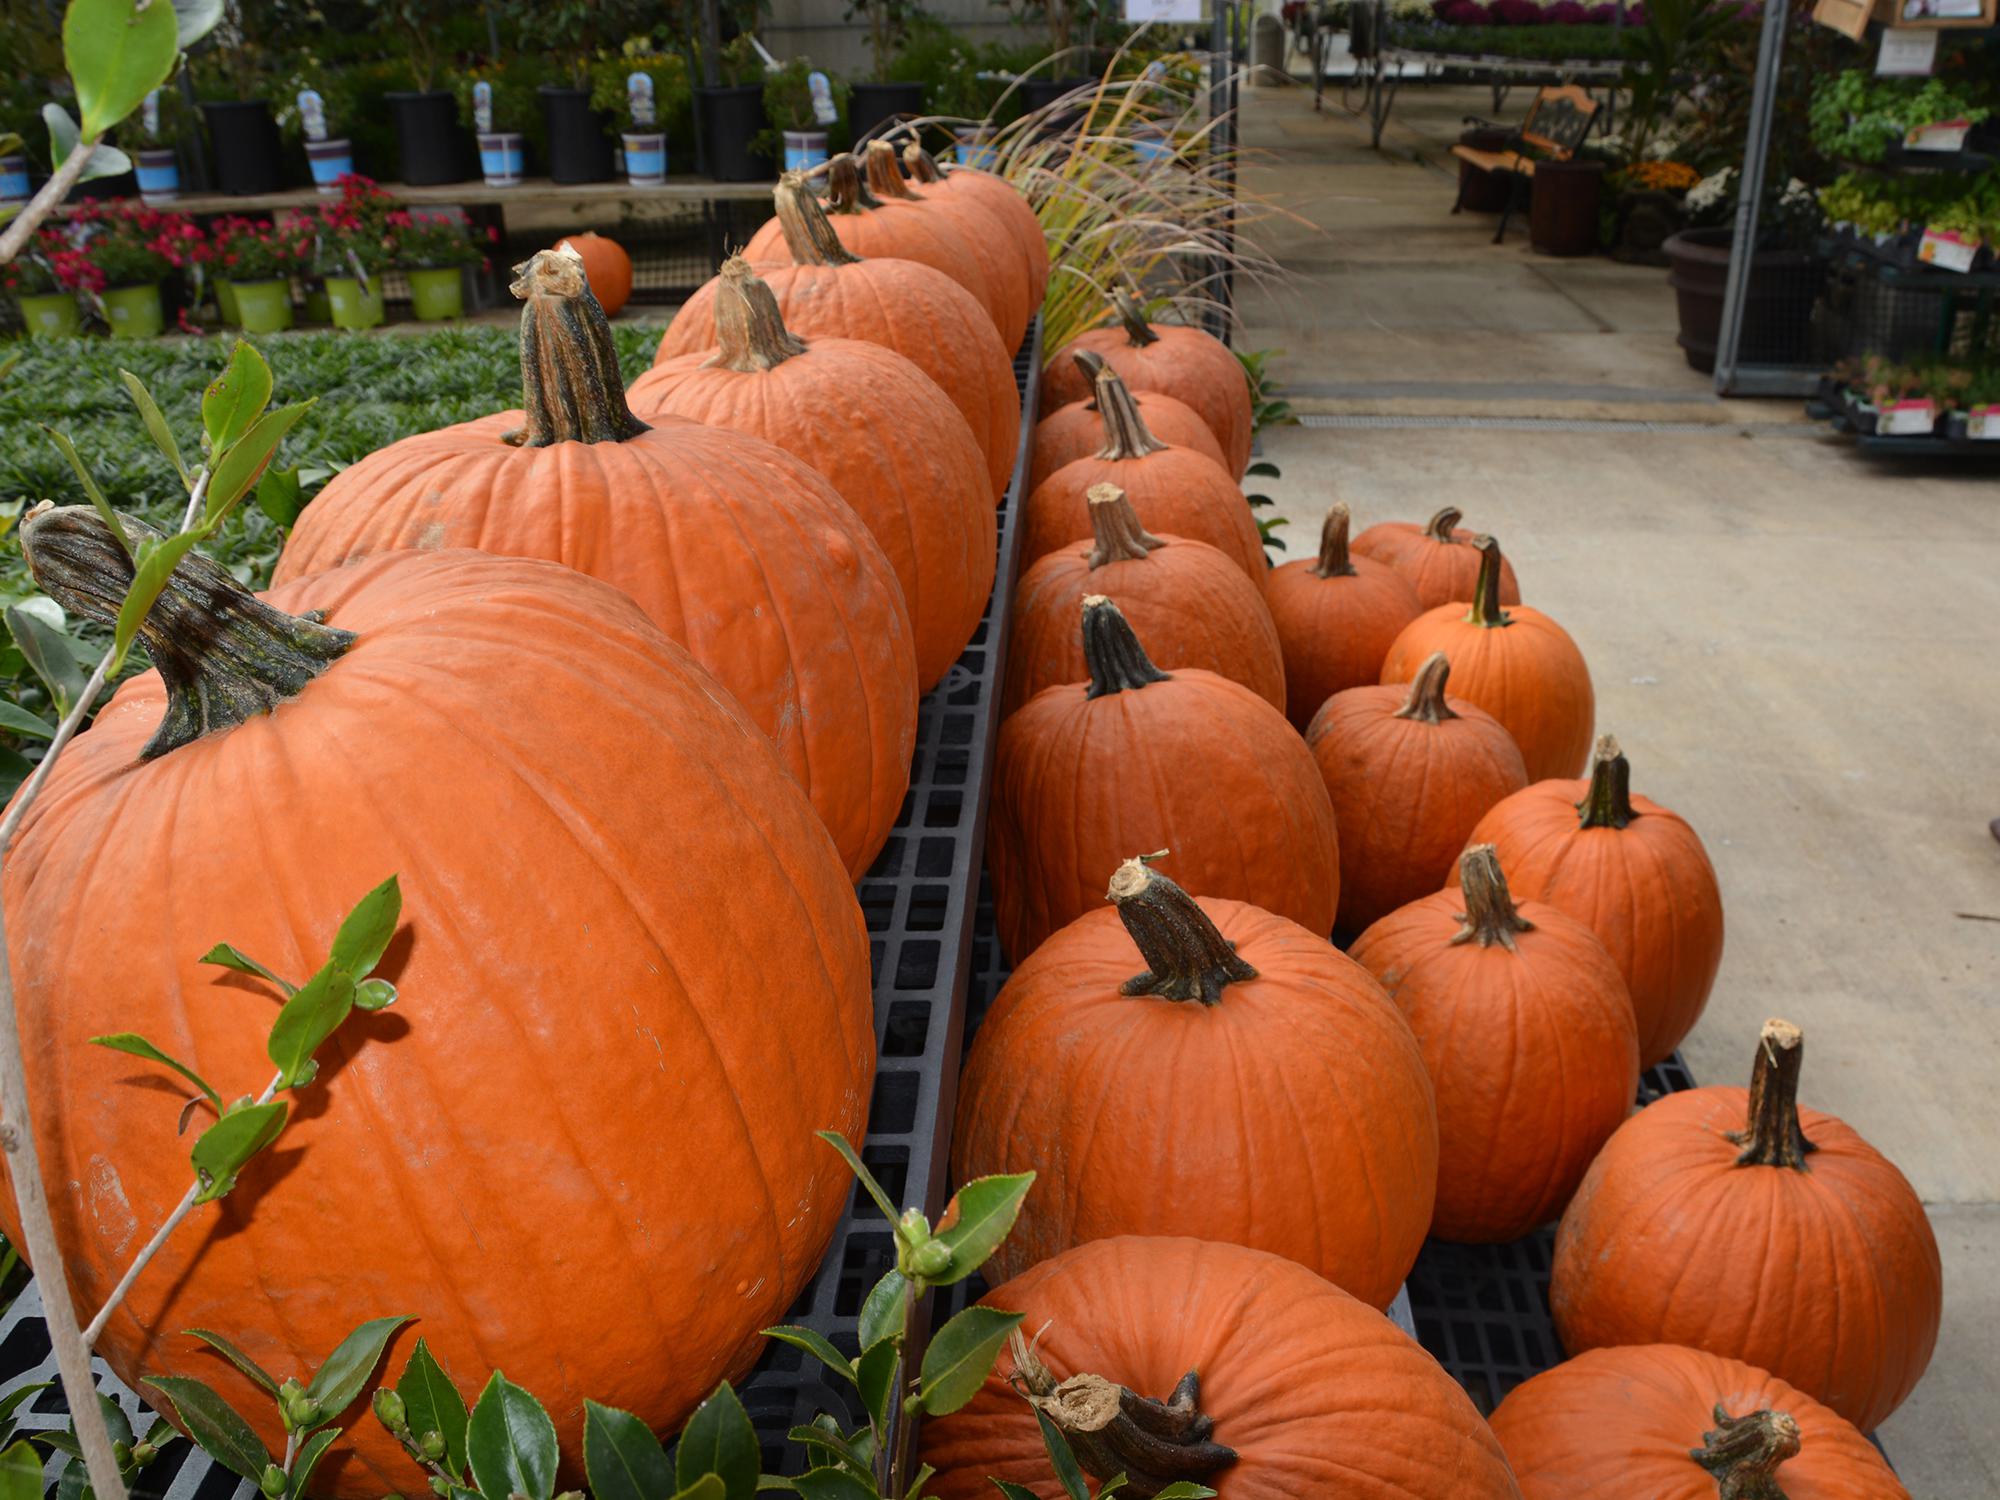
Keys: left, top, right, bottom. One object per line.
{"left": 1125, "top": 0, "right": 1203, "bottom": 20}
{"left": 1876, "top": 27, "right": 1940, "bottom": 73}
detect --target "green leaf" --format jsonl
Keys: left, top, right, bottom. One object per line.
{"left": 52, "top": 1456, "right": 83, "bottom": 1500}
{"left": 783, "top": 1424, "right": 868, "bottom": 1474}
{"left": 582, "top": 1400, "right": 673, "bottom": 1500}
{"left": 816, "top": 1131, "right": 901, "bottom": 1229}
{"left": 466, "top": 1373, "right": 558, "bottom": 1500}
{"left": 64, "top": 0, "right": 180, "bottom": 139}
{"left": 255, "top": 465, "right": 304, "bottom": 530}
{"left": 201, "top": 343, "right": 273, "bottom": 456}
{"left": 90, "top": 1033, "right": 220, "bottom": 1112}
{"left": 852, "top": 1339, "right": 898, "bottom": 1431}
{"left": 112, "top": 529, "right": 204, "bottom": 673}
{"left": 183, "top": 1329, "right": 281, "bottom": 1396}
{"left": 42, "top": 104, "right": 130, "bottom": 182}
{"left": 305, "top": 1315, "right": 413, "bottom": 1419}
{"left": 918, "top": 1307, "right": 1023, "bottom": 1417}
{"left": 1032, "top": 1409, "right": 1088, "bottom": 1500}
{"left": 0, "top": 702, "right": 55, "bottom": 741}
{"left": 0, "top": 1438, "right": 42, "bottom": 1500}
{"left": 171, "top": 0, "right": 225, "bottom": 48}
{"left": 1096, "top": 1479, "right": 1128, "bottom": 1499}
{"left": 6, "top": 606, "right": 87, "bottom": 716}
{"left": 929, "top": 1173, "right": 1033, "bottom": 1285}
{"left": 856, "top": 1270, "right": 907, "bottom": 1352}
{"left": 988, "top": 1485, "right": 1037, "bottom": 1500}
{"left": 0, "top": 136, "right": 17, "bottom": 158}
{"left": 789, "top": 1472, "right": 875, "bottom": 1500}
{"left": 1150, "top": 1486, "right": 1218, "bottom": 1498}
{"left": 396, "top": 1339, "right": 470, "bottom": 1479}
{"left": 92, "top": 1395, "right": 133, "bottom": 1451}
{"left": 354, "top": 978, "right": 397, "bottom": 1012}
{"left": 140, "top": 1376, "right": 271, "bottom": 1483}
{"left": 38, "top": 426, "right": 129, "bottom": 560}
{"left": 189, "top": 1100, "right": 287, "bottom": 1204}
{"left": 0, "top": 1385, "right": 49, "bottom": 1447}
{"left": 673, "top": 1383, "right": 757, "bottom": 1500}
{"left": 286, "top": 1427, "right": 341, "bottom": 1500}
{"left": 266, "top": 963, "right": 357, "bottom": 1091}
{"left": 760, "top": 1326, "right": 853, "bottom": 1384}
{"left": 330, "top": 875, "right": 401, "bottom": 976}
{"left": 204, "top": 401, "right": 313, "bottom": 525}
{"left": 199, "top": 943, "right": 295, "bottom": 996}
{"left": 671, "top": 1481, "right": 727, "bottom": 1500}
{"left": 118, "top": 371, "right": 191, "bottom": 491}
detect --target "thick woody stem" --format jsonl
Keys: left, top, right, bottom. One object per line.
{"left": 706, "top": 257, "right": 807, "bottom": 373}
{"left": 1449, "top": 845, "right": 1535, "bottom": 951}
{"left": 1108, "top": 856, "right": 1258, "bottom": 1005}
{"left": 1423, "top": 505, "right": 1464, "bottom": 542}
{"left": 1690, "top": 1407, "right": 1801, "bottom": 1500}
{"left": 772, "top": 172, "right": 861, "bottom": 267}
{"left": 903, "top": 142, "right": 945, "bottom": 182}
{"left": 507, "top": 248, "right": 649, "bottom": 447}
{"left": 1085, "top": 484, "right": 1163, "bottom": 568}
{"left": 1464, "top": 534, "right": 1512, "bottom": 628}
{"left": 1393, "top": 652, "right": 1460, "bottom": 725}
{"left": 825, "top": 153, "right": 883, "bottom": 214}
{"left": 1071, "top": 349, "right": 1108, "bottom": 409}
{"left": 1729, "top": 1019, "right": 1817, "bottom": 1170}
{"left": 865, "top": 139, "right": 918, "bottom": 199}
{"left": 1315, "top": 502, "right": 1358, "bottom": 578}
{"left": 1080, "top": 595, "right": 1169, "bottom": 698}
{"left": 1093, "top": 363, "right": 1169, "bottom": 461}
{"left": 1110, "top": 287, "right": 1161, "bottom": 347}
{"left": 1577, "top": 734, "right": 1636, "bottom": 830}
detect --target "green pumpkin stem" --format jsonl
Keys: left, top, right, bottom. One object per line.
{"left": 707, "top": 257, "right": 807, "bottom": 374}
{"left": 773, "top": 172, "right": 861, "bottom": 267}
{"left": 1450, "top": 845, "right": 1535, "bottom": 951}
{"left": 507, "top": 247, "right": 649, "bottom": 448}
{"left": 864, "top": 139, "right": 918, "bottom": 199}
{"left": 1393, "top": 652, "right": 1460, "bottom": 725}
{"left": 1080, "top": 595, "right": 1169, "bottom": 698}
{"left": 1107, "top": 856, "right": 1258, "bottom": 1005}
{"left": 1093, "top": 363, "right": 1170, "bottom": 462}
{"left": 1086, "top": 484, "right": 1164, "bottom": 568}
{"left": 1464, "top": 534, "right": 1512, "bottom": 628}
{"left": 1071, "top": 349, "right": 1108, "bottom": 410}
{"left": 1315, "top": 502, "right": 1359, "bottom": 579}
{"left": 20, "top": 505, "right": 354, "bottom": 762}
{"left": 1423, "top": 505, "right": 1464, "bottom": 543}
{"left": 1690, "top": 1407, "right": 1801, "bottom": 1500}
{"left": 1729, "top": 1019, "right": 1817, "bottom": 1170}
{"left": 824, "top": 153, "right": 882, "bottom": 214}
{"left": 903, "top": 142, "right": 945, "bottom": 182}
{"left": 1577, "top": 734, "right": 1636, "bottom": 830}
{"left": 1110, "top": 287, "right": 1161, "bottom": 348}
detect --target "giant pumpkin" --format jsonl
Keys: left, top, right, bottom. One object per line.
{"left": 1029, "top": 350, "right": 1227, "bottom": 493}
{"left": 1552, "top": 1020, "right": 1941, "bottom": 1433}
{"left": 1349, "top": 846, "right": 1639, "bottom": 1242}
{"left": 990, "top": 597, "right": 1339, "bottom": 961}
{"left": 1352, "top": 505, "right": 1522, "bottom": 610}
{"left": 1490, "top": 1344, "right": 1910, "bottom": 1500}
{"left": 1265, "top": 503, "right": 1425, "bottom": 732}
{"left": 861, "top": 140, "right": 1031, "bottom": 351}
{"left": 2, "top": 510, "right": 874, "bottom": 1498}
{"left": 1452, "top": 735, "right": 1723, "bottom": 1067}
{"left": 902, "top": 142, "right": 1049, "bottom": 311}
{"left": 918, "top": 1237, "right": 1524, "bottom": 1500}
{"left": 629, "top": 256, "right": 995, "bottom": 692}
{"left": 955, "top": 858, "right": 1436, "bottom": 1306}
{"left": 1380, "top": 534, "right": 1594, "bottom": 781}
{"left": 277, "top": 248, "right": 917, "bottom": 879}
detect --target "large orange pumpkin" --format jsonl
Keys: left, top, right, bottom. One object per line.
{"left": 902, "top": 142, "right": 1049, "bottom": 311}
{"left": 1490, "top": 1345, "right": 1910, "bottom": 1500}
{"left": 629, "top": 256, "right": 995, "bottom": 692}
{"left": 555, "top": 232, "right": 632, "bottom": 317}
{"left": 991, "top": 597, "right": 1337, "bottom": 962}
{"left": 1266, "top": 502, "right": 1425, "bottom": 732}
{"left": 1451, "top": 735, "right": 1723, "bottom": 1067}
{"left": 1352, "top": 505, "right": 1522, "bottom": 609}
{"left": 1021, "top": 360, "right": 1263, "bottom": 583}
{"left": 662, "top": 174, "right": 1020, "bottom": 499}
{"left": 955, "top": 858, "right": 1436, "bottom": 1306}
{"left": 1029, "top": 350, "right": 1227, "bottom": 493}
{"left": 1350, "top": 845, "right": 1639, "bottom": 1242}
{"left": 918, "top": 1237, "right": 1524, "bottom": 1500}
{"left": 2, "top": 512, "right": 874, "bottom": 1498}
{"left": 1552, "top": 1020, "right": 1941, "bottom": 1433}
{"left": 1380, "top": 533, "right": 1594, "bottom": 781}
{"left": 1004, "top": 483, "right": 1283, "bottom": 716}
{"left": 276, "top": 248, "right": 917, "bottom": 879}
{"left": 1308, "top": 652, "right": 1528, "bottom": 938}
{"left": 860, "top": 140, "right": 1031, "bottom": 351}
{"left": 1040, "top": 290, "right": 1254, "bottom": 477}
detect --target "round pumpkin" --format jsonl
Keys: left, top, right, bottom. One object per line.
{"left": 1, "top": 510, "right": 874, "bottom": 1498}
{"left": 956, "top": 858, "right": 1436, "bottom": 1305}
{"left": 918, "top": 1236, "right": 1523, "bottom": 1500}
{"left": 1266, "top": 502, "right": 1425, "bottom": 732}
{"left": 1451, "top": 735, "right": 1723, "bottom": 1067}
{"left": 1490, "top": 1344, "right": 1910, "bottom": 1500}
{"left": 1380, "top": 533, "right": 1594, "bottom": 781}
{"left": 1551, "top": 1020, "right": 1941, "bottom": 1433}
{"left": 629, "top": 256, "right": 996, "bottom": 692}
{"left": 1004, "top": 483, "right": 1283, "bottom": 716}
{"left": 277, "top": 247, "right": 918, "bottom": 879}
{"left": 1021, "top": 360, "right": 1263, "bottom": 584}
{"left": 991, "top": 596, "right": 1337, "bottom": 962}
{"left": 1309, "top": 652, "right": 1529, "bottom": 939}
{"left": 1029, "top": 350, "right": 1228, "bottom": 493}
{"left": 902, "top": 142, "right": 1049, "bottom": 310}
{"left": 1350, "top": 845, "right": 1639, "bottom": 1242}
{"left": 860, "top": 140, "right": 1031, "bottom": 351}
{"left": 555, "top": 232, "right": 632, "bottom": 317}
{"left": 661, "top": 173, "right": 1020, "bottom": 500}
{"left": 1040, "top": 289, "right": 1254, "bottom": 477}
{"left": 1352, "top": 505, "right": 1523, "bottom": 610}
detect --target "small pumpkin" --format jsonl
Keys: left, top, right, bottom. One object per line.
{"left": 1029, "top": 350, "right": 1228, "bottom": 493}
{"left": 1352, "top": 505, "right": 1522, "bottom": 609}
{"left": 1308, "top": 652, "right": 1529, "bottom": 938}
{"left": 903, "top": 142, "right": 1049, "bottom": 310}
{"left": 278, "top": 247, "right": 918, "bottom": 879}
{"left": 1350, "top": 845, "right": 1639, "bottom": 1242}
{"left": 1266, "top": 503, "right": 1425, "bottom": 731}
{"left": 1040, "top": 289, "right": 1254, "bottom": 477}
{"left": 556, "top": 232, "right": 632, "bottom": 317}
{"left": 860, "top": 139, "right": 1031, "bottom": 352}
{"left": 1490, "top": 1344, "right": 1911, "bottom": 1500}
{"left": 1021, "top": 359, "right": 1263, "bottom": 584}
{"left": 1004, "top": 482, "right": 1284, "bottom": 717}
{"left": 955, "top": 857, "right": 1437, "bottom": 1305}
{"left": 1452, "top": 735, "right": 1723, "bottom": 1067}
{"left": 918, "top": 1236, "right": 1524, "bottom": 1500}
{"left": 657, "top": 173, "right": 1020, "bottom": 499}
{"left": 629, "top": 256, "right": 996, "bottom": 692}
{"left": 1552, "top": 1020, "right": 1941, "bottom": 1433}
{"left": 1380, "top": 533, "right": 1594, "bottom": 780}
{"left": 991, "top": 596, "right": 1338, "bottom": 962}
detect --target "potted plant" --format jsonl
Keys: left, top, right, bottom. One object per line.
{"left": 286, "top": 84, "right": 355, "bottom": 195}
{"left": 1664, "top": 168, "right": 1824, "bottom": 373}
{"left": 848, "top": 0, "right": 925, "bottom": 144}
{"left": 592, "top": 43, "right": 691, "bottom": 187}
{"left": 1, "top": 227, "right": 94, "bottom": 338}
{"left": 311, "top": 175, "right": 398, "bottom": 329}
{"left": 520, "top": 2, "right": 652, "bottom": 183}
{"left": 697, "top": 34, "right": 772, "bottom": 183}
{"left": 71, "top": 199, "right": 199, "bottom": 340}
{"left": 455, "top": 60, "right": 542, "bottom": 186}
{"left": 762, "top": 57, "right": 845, "bottom": 172}
{"left": 916, "top": 27, "right": 1006, "bottom": 164}
{"left": 392, "top": 207, "right": 485, "bottom": 320}
{"left": 358, "top": 0, "right": 469, "bottom": 183}
{"left": 1001, "top": 0, "right": 1110, "bottom": 110}
{"left": 209, "top": 214, "right": 308, "bottom": 333}
{"left": 123, "top": 87, "right": 184, "bottom": 203}
{"left": 189, "top": 5, "right": 287, "bottom": 195}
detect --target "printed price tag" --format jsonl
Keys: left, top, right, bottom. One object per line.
{"left": 1968, "top": 404, "right": 2000, "bottom": 439}
{"left": 1876, "top": 27, "right": 1939, "bottom": 75}
{"left": 1918, "top": 226, "right": 1979, "bottom": 271}
{"left": 1125, "top": 0, "right": 1203, "bottom": 19}
{"left": 1904, "top": 118, "right": 1970, "bottom": 150}
{"left": 1880, "top": 399, "right": 1938, "bottom": 435}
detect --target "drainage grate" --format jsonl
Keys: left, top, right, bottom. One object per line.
{"left": 1296, "top": 413, "right": 1802, "bottom": 435}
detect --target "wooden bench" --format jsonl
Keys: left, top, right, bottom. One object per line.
{"left": 1449, "top": 84, "right": 1600, "bottom": 244}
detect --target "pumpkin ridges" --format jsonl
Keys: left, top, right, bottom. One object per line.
{"left": 865, "top": 140, "right": 1030, "bottom": 350}
{"left": 1268, "top": 505, "right": 1427, "bottom": 732}
{"left": 1352, "top": 506, "right": 1525, "bottom": 610}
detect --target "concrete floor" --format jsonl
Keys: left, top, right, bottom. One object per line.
{"left": 1233, "top": 78, "right": 1999, "bottom": 1496}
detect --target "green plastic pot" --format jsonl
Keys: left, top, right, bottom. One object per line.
{"left": 232, "top": 278, "right": 294, "bottom": 334}
{"left": 325, "top": 275, "right": 385, "bottom": 331}
{"left": 102, "top": 283, "right": 165, "bottom": 339}
{"left": 304, "top": 284, "right": 332, "bottom": 323}
{"left": 407, "top": 266, "right": 464, "bottom": 321}
{"left": 17, "top": 292, "right": 80, "bottom": 339}
{"left": 216, "top": 278, "right": 242, "bottom": 326}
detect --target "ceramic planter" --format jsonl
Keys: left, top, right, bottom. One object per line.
{"left": 478, "top": 132, "right": 525, "bottom": 186}
{"left": 782, "top": 130, "right": 828, "bottom": 173}
{"left": 1663, "top": 227, "right": 1823, "bottom": 375}
{"left": 135, "top": 148, "right": 180, "bottom": 203}
{"left": 305, "top": 137, "right": 354, "bottom": 195}
{"left": 406, "top": 266, "right": 464, "bottom": 320}
{"left": 623, "top": 131, "right": 668, "bottom": 186}
{"left": 324, "top": 275, "right": 385, "bottom": 330}
{"left": 16, "top": 292, "right": 80, "bottom": 338}
{"left": 101, "top": 283, "right": 165, "bottom": 339}
{"left": 0, "top": 155, "right": 28, "bottom": 204}
{"left": 232, "top": 278, "right": 294, "bottom": 333}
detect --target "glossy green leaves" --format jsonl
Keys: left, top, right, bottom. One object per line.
{"left": 466, "top": 1373, "right": 558, "bottom": 1500}
{"left": 64, "top": 0, "right": 179, "bottom": 140}
{"left": 396, "top": 1339, "right": 471, "bottom": 1479}
{"left": 189, "top": 1100, "right": 287, "bottom": 1204}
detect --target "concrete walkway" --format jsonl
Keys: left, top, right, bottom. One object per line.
{"left": 1233, "top": 78, "right": 1998, "bottom": 1495}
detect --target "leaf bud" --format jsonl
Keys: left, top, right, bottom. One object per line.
{"left": 372, "top": 1389, "right": 408, "bottom": 1433}
{"left": 260, "top": 1463, "right": 288, "bottom": 1499}
{"left": 418, "top": 1431, "right": 446, "bottom": 1461}
{"left": 909, "top": 1239, "right": 952, "bottom": 1278}
{"left": 897, "top": 1207, "right": 931, "bottom": 1244}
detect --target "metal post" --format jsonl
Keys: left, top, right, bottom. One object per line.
{"left": 1208, "top": 0, "right": 1241, "bottom": 344}
{"left": 1710, "top": 0, "right": 1788, "bottom": 394}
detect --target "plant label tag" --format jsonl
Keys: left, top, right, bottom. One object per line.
{"left": 628, "top": 73, "right": 656, "bottom": 128}
{"left": 473, "top": 81, "right": 493, "bottom": 133}
{"left": 1969, "top": 403, "right": 2000, "bottom": 439}
{"left": 1880, "top": 398, "right": 1938, "bottom": 435}
{"left": 1876, "top": 27, "right": 1939, "bottom": 75}
{"left": 1905, "top": 118, "right": 1970, "bottom": 150}
{"left": 809, "top": 72, "right": 839, "bottom": 126}
{"left": 1918, "top": 226, "right": 1979, "bottom": 271}
{"left": 142, "top": 89, "right": 160, "bottom": 137}
{"left": 297, "top": 88, "right": 327, "bottom": 142}
{"left": 1125, "top": 0, "right": 1203, "bottom": 20}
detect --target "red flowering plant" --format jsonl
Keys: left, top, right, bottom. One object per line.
{"left": 309, "top": 174, "right": 401, "bottom": 281}
{"left": 390, "top": 209, "right": 487, "bottom": 270}
{"left": 68, "top": 198, "right": 203, "bottom": 289}
{"left": 209, "top": 215, "right": 308, "bottom": 283}
{"left": 0, "top": 226, "right": 102, "bottom": 297}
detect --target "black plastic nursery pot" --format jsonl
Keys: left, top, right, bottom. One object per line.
{"left": 847, "top": 81, "right": 926, "bottom": 148}
{"left": 387, "top": 90, "right": 468, "bottom": 185}
{"left": 540, "top": 86, "right": 615, "bottom": 184}
{"left": 696, "top": 85, "right": 770, "bottom": 183}
{"left": 199, "top": 99, "right": 285, "bottom": 195}
{"left": 1664, "top": 226, "right": 1823, "bottom": 375}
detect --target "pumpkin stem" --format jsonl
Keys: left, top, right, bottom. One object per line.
{"left": 1393, "top": 652, "right": 1460, "bottom": 725}
{"left": 773, "top": 172, "right": 861, "bottom": 267}
{"left": 824, "top": 153, "right": 882, "bottom": 214}
{"left": 1423, "top": 505, "right": 1464, "bottom": 542}
{"left": 1463, "top": 534, "right": 1512, "bottom": 628}
{"left": 1577, "top": 734, "right": 1636, "bottom": 830}
{"left": 1080, "top": 595, "right": 1169, "bottom": 698}
{"left": 706, "top": 257, "right": 807, "bottom": 374}
{"left": 20, "top": 504, "right": 354, "bottom": 762}
{"left": 1072, "top": 349, "right": 1107, "bottom": 409}
{"left": 1315, "top": 502, "right": 1359, "bottom": 578}
{"left": 865, "top": 139, "right": 918, "bottom": 199}
{"left": 1450, "top": 845, "right": 1535, "bottom": 951}
{"left": 1107, "top": 855, "right": 1258, "bottom": 1005}
{"left": 1729, "top": 1019, "right": 1818, "bottom": 1170}
{"left": 507, "top": 247, "right": 649, "bottom": 448}
{"left": 1086, "top": 484, "right": 1164, "bottom": 568}
{"left": 1690, "top": 1407, "right": 1801, "bottom": 1500}
{"left": 1110, "top": 287, "right": 1161, "bottom": 348}
{"left": 1093, "top": 363, "right": 1170, "bottom": 462}
{"left": 903, "top": 142, "right": 945, "bottom": 182}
